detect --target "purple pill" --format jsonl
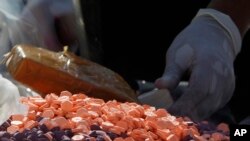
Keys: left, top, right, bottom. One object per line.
{"left": 13, "top": 132, "right": 25, "bottom": 140}
{"left": 106, "top": 131, "right": 118, "bottom": 140}
{"left": 38, "top": 124, "right": 48, "bottom": 133}
{"left": 64, "top": 129, "right": 73, "bottom": 138}
{"left": 53, "top": 130, "right": 65, "bottom": 141}
{"left": 90, "top": 124, "right": 102, "bottom": 131}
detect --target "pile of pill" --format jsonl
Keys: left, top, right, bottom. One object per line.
{"left": 0, "top": 91, "right": 230, "bottom": 141}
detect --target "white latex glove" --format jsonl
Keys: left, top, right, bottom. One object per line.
{"left": 155, "top": 9, "right": 242, "bottom": 121}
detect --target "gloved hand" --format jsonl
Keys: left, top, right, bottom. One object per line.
{"left": 155, "top": 9, "right": 242, "bottom": 121}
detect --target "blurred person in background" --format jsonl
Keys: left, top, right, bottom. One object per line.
{"left": 0, "top": 0, "right": 93, "bottom": 60}
{"left": 0, "top": 0, "right": 250, "bottom": 124}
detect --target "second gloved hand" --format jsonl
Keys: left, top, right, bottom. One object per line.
{"left": 155, "top": 9, "right": 241, "bottom": 121}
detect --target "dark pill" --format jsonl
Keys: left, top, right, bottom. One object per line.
{"left": 23, "top": 139, "right": 32, "bottom": 141}
{"left": 0, "top": 127, "right": 5, "bottom": 131}
{"left": 224, "top": 131, "right": 230, "bottom": 136}
{"left": 27, "top": 132, "right": 38, "bottom": 141}
{"left": 182, "top": 135, "right": 195, "bottom": 141}
{"left": 1, "top": 132, "right": 11, "bottom": 138}
{"left": 184, "top": 121, "right": 194, "bottom": 126}
{"left": 36, "top": 116, "right": 44, "bottom": 122}
{"left": 51, "top": 127, "right": 60, "bottom": 132}
{"left": 1, "top": 122, "right": 11, "bottom": 130}
{"left": 106, "top": 131, "right": 118, "bottom": 140}
{"left": 96, "top": 136, "right": 105, "bottom": 141}
{"left": 13, "top": 132, "right": 25, "bottom": 140}
{"left": 38, "top": 134, "right": 47, "bottom": 139}
{"left": 23, "top": 129, "right": 32, "bottom": 138}
{"left": 0, "top": 137, "right": 12, "bottom": 141}
{"left": 89, "top": 131, "right": 98, "bottom": 138}
{"left": 53, "top": 130, "right": 65, "bottom": 141}
{"left": 202, "top": 130, "right": 216, "bottom": 135}
{"left": 64, "top": 129, "right": 73, "bottom": 137}
{"left": 84, "top": 137, "right": 92, "bottom": 141}
{"left": 37, "top": 130, "right": 44, "bottom": 135}
{"left": 43, "top": 131, "right": 54, "bottom": 140}
{"left": 61, "top": 135, "right": 71, "bottom": 141}
{"left": 36, "top": 138, "right": 50, "bottom": 141}
{"left": 0, "top": 131, "right": 7, "bottom": 138}
{"left": 90, "top": 124, "right": 102, "bottom": 131}
{"left": 31, "top": 127, "right": 38, "bottom": 133}
{"left": 10, "top": 137, "right": 17, "bottom": 141}
{"left": 38, "top": 124, "right": 48, "bottom": 133}
{"left": 120, "top": 132, "right": 128, "bottom": 139}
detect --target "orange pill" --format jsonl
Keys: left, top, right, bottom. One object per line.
{"left": 36, "top": 111, "right": 42, "bottom": 116}
{"left": 53, "top": 117, "right": 70, "bottom": 129}
{"left": 116, "top": 120, "right": 128, "bottom": 131}
{"left": 12, "top": 114, "right": 24, "bottom": 121}
{"left": 71, "top": 116, "right": 83, "bottom": 124}
{"left": 58, "top": 96, "right": 70, "bottom": 102}
{"left": 50, "top": 93, "right": 59, "bottom": 100}
{"left": 71, "top": 106, "right": 82, "bottom": 112}
{"left": 50, "top": 103, "right": 60, "bottom": 109}
{"left": 7, "top": 125, "right": 19, "bottom": 134}
{"left": 211, "top": 132, "right": 224, "bottom": 141}
{"left": 148, "top": 131, "right": 158, "bottom": 140}
{"left": 156, "top": 129, "right": 171, "bottom": 140}
{"left": 88, "top": 111, "right": 99, "bottom": 118}
{"left": 24, "top": 120, "right": 37, "bottom": 129}
{"left": 70, "top": 116, "right": 85, "bottom": 128}
{"left": 124, "top": 137, "right": 135, "bottom": 141}
{"left": 61, "top": 100, "right": 73, "bottom": 112}
{"left": 114, "top": 137, "right": 125, "bottom": 141}
{"left": 217, "top": 123, "right": 229, "bottom": 133}
{"left": 27, "top": 110, "right": 37, "bottom": 120}
{"left": 71, "top": 134, "right": 84, "bottom": 141}
{"left": 27, "top": 101, "right": 39, "bottom": 111}
{"left": 11, "top": 120, "right": 24, "bottom": 128}
{"left": 101, "top": 121, "right": 114, "bottom": 130}
{"left": 60, "top": 90, "right": 72, "bottom": 97}
{"left": 42, "top": 110, "right": 55, "bottom": 119}
{"left": 166, "top": 134, "right": 179, "bottom": 141}
{"left": 34, "top": 99, "right": 47, "bottom": 106}
{"left": 74, "top": 93, "right": 87, "bottom": 99}
{"left": 65, "top": 112, "right": 77, "bottom": 119}
{"left": 39, "top": 102, "right": 50, "bottom": 110}
{"left": 73, "top": 124, "right": 89, "bottom": 133}
{"left": 39, "top": 118, "right": 53, "bottom": 130}
{"left": 76, "top": 108, "right": 89, "bottom": 117}
{"left": 109, "top": 126, "right": 125, "bottom": 135}
{"left": 155, "top": 108, "right": 168, "bottom": 117}
{"left": 22, "top": 117, "right": 29, "bottom": 124}
{"left": 54, "top": 109, "right": 64, "bottom": 117}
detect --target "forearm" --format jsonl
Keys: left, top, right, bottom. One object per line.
{"left": 208, "top": 0, "right": 250, "bottom": 37}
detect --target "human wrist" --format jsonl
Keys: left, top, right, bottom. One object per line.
{"left": 208, "top": 0, "right": 250, "bottom": 37}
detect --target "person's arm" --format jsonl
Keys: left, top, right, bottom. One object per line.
{"left": 155, "top": 1, "right": 244, "bottom": 121}
{"left": 208, "top": 0, "right": 250, "bottom": 37}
